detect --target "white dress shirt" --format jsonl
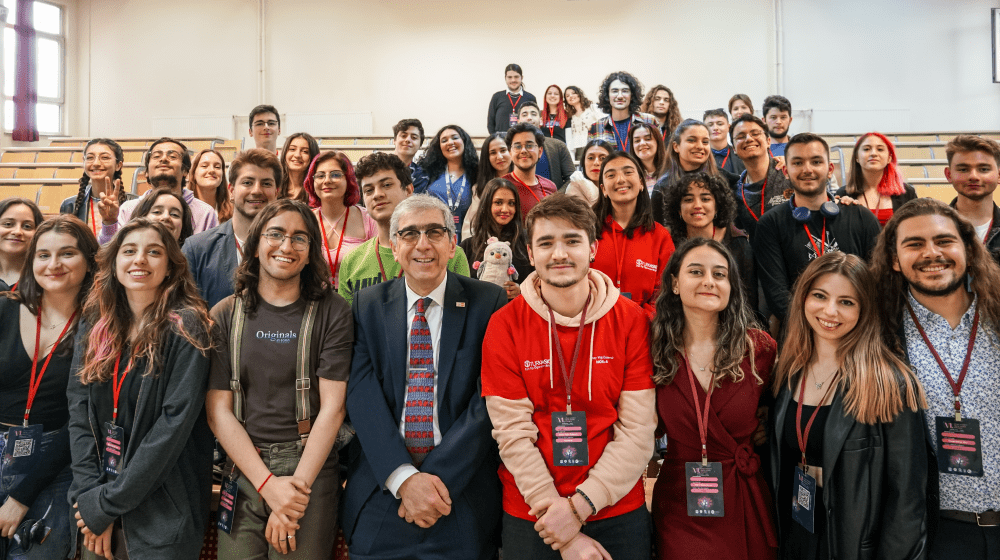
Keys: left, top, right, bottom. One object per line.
{"left": 385, "top": 276, "right": 447, "bottom": 497}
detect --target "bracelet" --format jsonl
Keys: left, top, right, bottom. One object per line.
{"left": 257, "top": 473, "right": 273, "bottom": 493}
{"left": 575, "top": 488, "right": 597, "bottom": 516}
{"left": 567, "top": 496, "right": 586, "bottom": 527}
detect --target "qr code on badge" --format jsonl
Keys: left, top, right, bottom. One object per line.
{"left": 797, "top": 484, "right": 811, "bottom": 510}
{"left": 11, "top": 438, "right": 33, "bottom": 458}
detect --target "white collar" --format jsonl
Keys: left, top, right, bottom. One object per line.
{"left": 405, "top": 274, "right": 448, "bottom": 311}
{"left": 506, "top": 87, "right": 523, "bottom": 95}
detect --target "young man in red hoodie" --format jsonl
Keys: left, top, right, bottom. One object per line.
{"left": 481, "top": 193, "right": 655, "bottom": 560}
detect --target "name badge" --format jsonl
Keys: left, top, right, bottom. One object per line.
{"left": 509, "top": 113, "right": 519, "bottom": 127}
{"left": 217, "top": 477, "right": 239, "bottom": 534}
{"left": 102, "top": 422, "right": 124, "bottom": 477}
{"left": 935, "top": 416, "right": 983, "bottom": 477}
{"left": 551, "top": 411, "right": 588, "bottom": 467}
{"left": 3, "top": 425, "right": 42, "bottom": 476}
{"left": 791, "top": 465, "right": 817, "bottom": 533}
{"left": 685, "top": 462, "right": 724, "bottom": 517}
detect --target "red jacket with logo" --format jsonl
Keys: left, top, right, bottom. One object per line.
{"left": 591, "top": 216, "right": 675, "bottom": 316}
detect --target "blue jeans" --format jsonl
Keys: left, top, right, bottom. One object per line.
{"left": 501, "top": 505, "right": 651, "bottom": 560}
{"left": 0, "top": 427, "right": 74, "bottom": 560}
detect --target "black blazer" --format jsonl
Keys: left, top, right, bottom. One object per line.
{"left": 770, "top": 378, "right": 928, "bottom": 560}
{"left": 342, "top": 273, "right": 506, "bottom": 559}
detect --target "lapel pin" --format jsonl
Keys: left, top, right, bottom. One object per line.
{"left": 456, "top": 302, "right": 466, "bottom": 307}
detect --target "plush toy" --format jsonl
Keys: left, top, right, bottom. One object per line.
{"left": 472, "top": 237, "right": 518, "bottom": 286}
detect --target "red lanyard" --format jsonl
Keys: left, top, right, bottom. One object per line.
{"left": 318, "top": 207, "right": 349, "bottom": 285}
{"left": 544, "top": 294, "right": 590, "bottom": 414}
{"left": 720, "top": 148, "right": 730, "bottom": 170}
{"left": 111, "top": 352, "right": 133, "bottom": 423}
{"left": 610, "top": 119, "right": 633, "bottom": 152}
{"left": 684, "top": 349, "right": 715, "bottom": 465}
{"left": 507, "top": 93, "right": 522, "bottom": 113}
{"left": 740, "top": 173, "right": 767, "bottom": 222}
{"left": 795, "top": 370, "right": 838, "bottom": 468}
{"left": 375, "top": 242, "right": 402, "bottom": 282}
{"left": 88, "top": 199, "right": 98, "bottom": 237}
{"left": 609, "top": 221, "right": 628, "bottom": 289}
{"left": 509, "top": 173, "right": 543, "bottom": 205}
{"left": 906, "top": 300, "right": 979, "bottom": 421}
{"left": 803, "top": 217, "right": 827, "bottom": 258}
{"left": 25, "top": 307, "right": 77, "bottom": 425}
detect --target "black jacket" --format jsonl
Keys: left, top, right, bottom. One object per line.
{"left": 834, "top": 183, "right": 917, "bottom": 213}
{"left": 68, "top": 311, "right": 214, "bottom": 559}
{"left": 948, "top": 197, "right": 1000, "bottom": 265}
{"left": 487, "top": 90, "right": 536, "bottom": 134}
{"left": 770, "top": 379, "right": 928, "bottom": 560}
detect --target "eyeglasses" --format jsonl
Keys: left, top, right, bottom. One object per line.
{"left": 395, "top": 226, "right": 449, "bottom": 245}
{"left": 313, "top": 172, "right": 345, "bottom": 182}
{"left": 150, "top": 150, "right": 183, "bottom": 162}
{"left": 261, "top": 230, "right": 310, "bottom": 250}
{"left": 510, "top": 142, "right": 538, "bottom": 152}
{"left": 85, "top": 154, "right": 116, "bottom": 164}
{"left": 734, "top": 130, "right": 766, "bottom": 144}
{"left": 252, "top": 120, "right": 279, "bottom": 129}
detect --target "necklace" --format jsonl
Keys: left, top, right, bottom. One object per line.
{"left": 812, "top": 368, "right": 839, "bottom": 390}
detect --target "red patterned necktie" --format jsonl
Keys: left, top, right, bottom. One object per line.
{"left": 404, "top": 297, "right": 435, "bottom": 465}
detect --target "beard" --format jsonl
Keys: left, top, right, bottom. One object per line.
{"left": 768, "top": 128, "right": 788, "bottom": 141}
{"left": 149, "top": 172, "right": 180, "bottom": 190}
{"left": 541, "top": 261, "right": 588, "bottom": 288}
{"left": 906, "top": 258, "right": 967, "bottom": 297}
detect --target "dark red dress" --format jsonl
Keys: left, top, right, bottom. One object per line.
{"left": 652, "top": 329, "right": 779, "bottom": 560}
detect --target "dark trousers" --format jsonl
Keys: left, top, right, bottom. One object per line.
{"left": 929, "top": 517, "right": 1000, "bottom": 560}
{"left": 501, "top": 506, "right": 651, "bottom": 560}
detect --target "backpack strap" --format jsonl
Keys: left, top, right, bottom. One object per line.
{"left": 295, "top": 300, "right": 320, "bottom": 442}
{"left": 229, "top": 299, "right": 247, "bottom": 424}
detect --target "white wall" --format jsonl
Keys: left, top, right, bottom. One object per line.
{"left": 69, "top": 0, "right": 999, "bottom": 139}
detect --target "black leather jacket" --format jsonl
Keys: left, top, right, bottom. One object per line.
{"left": 770, "top": 379, "right": 928, "bottom": 560}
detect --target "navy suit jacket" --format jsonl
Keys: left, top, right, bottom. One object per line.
{"left": 182, "top": 220, "right": 239, "bottom": 310}
{"left": 342, "top": 272, "right": 505, "bottom": 560}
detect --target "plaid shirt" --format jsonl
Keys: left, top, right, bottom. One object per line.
{"left": 587, "top": 112, "right": 657, "bottom": 152}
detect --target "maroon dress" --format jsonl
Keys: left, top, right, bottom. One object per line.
{"left": 652, "top": 329, "right": 778, "bottom": 560}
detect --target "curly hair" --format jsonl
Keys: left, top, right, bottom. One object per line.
{"left": 232, "top": 199, "right": 329, "bottom": 314}
{"left": 593, "top": 151, "right": 655, "bottom": 240}
{"left": 132, "top": 186, "right": 195, "bottom": 247}
{"left": 870, "top": 198, "right": 1000, "bottom": 350}
{"left": 563, "top": 86, "right": 592, "bottom": 117}
{"left": 77, "top": 219, "right": 210, "bottom": 384}
{"left": 188, "top": 149, "right": 232, "bottom": 222}
{"left": 596, "top": 71, "right": 643, "bottom": 115}
{"left": 302, "top": 150, "right": 360, "bottom": 209}
{"left": 650, "top": 237, "right": 759, "bottom": 386}
{"left": 354, "top": 151, "right": 412, "bottom": 188}
{"left": 73, "top": 139, "right": 126, "bottom": 216}
{"left": 661, "top": 172, "right": 737, "bottom": 241}
{"left": 417, "top": 125, "right": 479, "bottom": 187}
{"left": 641, "top": 85, "right": 682, "bottom": 136}
{"left": 279, "top": 132, "right": 320, "bottom": 202}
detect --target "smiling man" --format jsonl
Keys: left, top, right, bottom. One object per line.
{"left": 481, "top": 193, "right": 655, "bottom": 560}
{"left": 183, "top": 149, "right": 282, "bottom": 308}
{"left": 944, "top": 135, "right": 1000, "bottom": 263}
{"left": 870, "top": 198, "right": 1000, "bottom": 560}
{"left": 343, "top": 194, "right": 507, "bottom": 560}
{"left": 588, "top": 71, "right": 656, "bottom": 153}
{"left": 249, "top": 104, "right": 281, "bottom": 153}
{"left": 98, "top": 137, "right": 219, "bottom": 245}
{"left": 338, "top": 153, "right": 469, "bottom": 306}
{"left": 753, "top": 133, "right": 880, "bottom": 322}
{"left": 730, "top": 114, "right": 791, "bottom": 239}
{"left": 703, "top": 108, "right": 745, "bottom": 175}
{"left": 392, "top": 119, "right": 429, "bottom": 195}
{"left": 517, "top": 102, "right": 575, "bottom": 189}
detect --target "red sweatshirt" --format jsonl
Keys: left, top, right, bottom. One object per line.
{"left": 591, "top": 216, "right": 675, "bottom": 316}
{"left": 482, "top": 270, "right": 656, "bottom": 521}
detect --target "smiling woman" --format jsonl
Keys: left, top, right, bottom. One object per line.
{"left": 0, "top": 198, "right": 44, "bottom": 291}
{"left": 132, "top": 186, "right": 195, "bottom": 247}
{"left": 188, "top": 149, "right": 233, "bottom": 223}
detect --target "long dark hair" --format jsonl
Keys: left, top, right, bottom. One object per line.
{"left": 664, "top": 119, "right": 720, "bottom": 189}
{"left": 593, "top": 151, "right": 655, "bottom": 240}
{"left": 629, "top": 122, "right": 667, "bottom": 179}
{"left": 132, "top": 186, "right": 195, "bottom": 246}
{"left": 73, "top": 139, "right": 126, "bottom": 215}
{"left": 419, "top": 125, "right": 479, "bottom": 186}
{"left": 775, "top": 252, "right": 926, "bottom": 424}
{"left": 563, "top": 85, "right": 592, "bottom": 116}
{"left": 476, "top": 132, "right": 511, "bottom": 198}
{"left": 232, "top": 199, "right": 329, "bottom": 313}
{"left": 641, "top": 85, "right": 682, "bottom": 135}
{"left": 650, "top": 237, "right": 758, "bottom": 386}
{"left": 468, "top": 178, "right": 528, "bottom": 265}
{"left": 188, "top": 149, "right": 233, "bottom": 222}
{"left": 78, "top": 219, "right": 210, "bottom": 384}
{"left": 870, "top": 198, "right": 1000, "bottom": 349}
{"left": 6, "top": 215, "right": 99, "bottom": 316}
{"left": 279, "top": 132, "right": 320, "bottom": 202}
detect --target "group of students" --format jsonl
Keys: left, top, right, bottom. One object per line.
{"left": 0, "top": 68, "right": 995, "bottom": 560}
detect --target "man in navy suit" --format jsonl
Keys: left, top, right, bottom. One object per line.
{"left": 343, "top": 194, "right": 506, "bottom": 560}
{"left": 183, "top": 149, "right": 281, "bottom": 309}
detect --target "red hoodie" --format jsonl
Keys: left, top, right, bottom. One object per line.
{"left": 591, "top": 216, "right": 675, "bottom": 316}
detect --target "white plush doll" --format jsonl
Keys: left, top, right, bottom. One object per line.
{"left": 472, "top": 236, "right": 518, "bottom": 286}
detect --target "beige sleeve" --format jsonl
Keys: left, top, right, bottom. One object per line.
{"left": 576, "top": 388, "right": 656, "bottom": 514}
{"left": 462, "top": 191, "right": 482, "bottom": 239}
{"left": 564, "top": 180, "right": 592, "bottom": 206}
{"left": 485, "top": 395, "right": 561, "bottom": 509}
